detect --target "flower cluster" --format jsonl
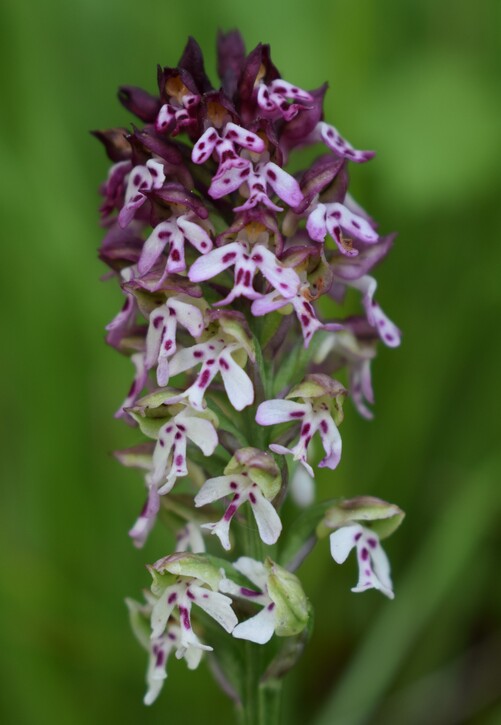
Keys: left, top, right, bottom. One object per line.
{"left": 95, "top": 33, "right": 404, "bottom": 707}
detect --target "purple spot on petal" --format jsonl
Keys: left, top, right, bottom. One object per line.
{"left": 248, "top": 492, "right": 256, "bottom": 504}
{"left": 167, "top": 592, "right": 177, "bottom": 604}
{"left": 179, "top": 606, "right": 190, "bottom": 630}
{"left": 224, "top": 504, "right": 238, "bottom": 521}
{"left": 223, "top": 252, "right": 237, "bottom": 263}
{"left": 219, "top": 358, "right": 229, "bottom": 370}
{"left": 361, "top": 548, "right": 369, "bottom": 561}
{"left": 198, "top": 369, "right": 211, "bottom": 388}
{"left": 240, "top": 587, "right": 261, "bottom": 597}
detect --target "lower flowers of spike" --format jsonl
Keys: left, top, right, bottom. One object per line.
{"left": 220, "top": 557, "right": 309, "bottom": 644}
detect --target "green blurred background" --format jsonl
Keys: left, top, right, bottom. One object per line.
{"left": 2, "top": 0, "right": 500, "bottom": 722}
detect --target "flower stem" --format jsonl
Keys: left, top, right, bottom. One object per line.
{"left": 237, "top": 509, "right": 283, "bottom": 724}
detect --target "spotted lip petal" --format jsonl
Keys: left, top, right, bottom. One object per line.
{"left": 329, "top": 524, "right": 394, "bottom": 599}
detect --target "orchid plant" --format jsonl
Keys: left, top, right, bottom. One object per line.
{"left": 94, "top": 32, "right": 404, "bottom": 723}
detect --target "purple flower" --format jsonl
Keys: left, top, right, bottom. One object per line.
{"left": 145, "top": 295, "right": 206, "bottom": 386}
{"left": 138, "top": 214, "right": 213, "bottom": 278}
{"left": 307, "top": 201, "right": 379, "bottom": 256}
{"left": 119, "top": 160, "right": 166, "bottom": 228}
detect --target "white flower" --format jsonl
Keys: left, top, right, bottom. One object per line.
{"left": 256, "top": 375, "right": 347, "bottom": 476}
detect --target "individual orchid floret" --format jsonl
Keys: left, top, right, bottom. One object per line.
{"left": 191, "top": 123, "right": 265, "bottom": 180}
{"left": 256, "top": 78, "right": 313, "bottom": 121}
{"left": 149, "top": 553, "right": 238, "bottom": 655}
{"left": 119, "top": 159, "right": 166, "bottom": 228}
{"left": 145, "top": 295, "right": 206, "bottom": 386}
{"left": 128, "top": 392, "right": 219, "bottom": 495}
{"left": 194, "top": 448, "right": 282, "bottom": 550}
{"left": 155, "top": 96, "right": 199, "bottom": 135}
{"left": 309, "top": 121, "right": 375, "bottom": 163}
{"left": 251, "top": 283, "right": 343, "bottom": 348}
{"left": 138, "top": 214, "right": 213, "bottom": 278}
{"left": 208, "top": 159, "right": 303, "bottom": 212}
{"left": 126, "top": 595, "right": 203, "bottom": 706}
{"left": 189, "top": 238, "right": 300, "bottom": 306}
{"left": 343, "top": 275, "right": 401, "bottom": 348}
{"left": 318, "top": 497, "right": 405, "bottom": 600}
{"left": 314, "top": 329, "right": 377, "bottom": 419}
{"left": 220, "top": 557, "right": 309, "bottom": 644}
{"left": 163, "top": 313, "right": 255, "bottom": 411}
{"left": 99, "top": 160, "right": 131, "bottom": 222}
{"left": 256, "top": 374, "right": 347, "bottom": 476}
{"left": 307, "top": 201, "right": 378, "bottom": 257}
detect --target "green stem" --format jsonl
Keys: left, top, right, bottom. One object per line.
{"left": 236, "top": 510, "right": 283, "bottom": 725}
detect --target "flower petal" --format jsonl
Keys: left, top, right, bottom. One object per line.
{"left": 177, "top": 216, "right": 213, "bottom": 255}
{"left": 224, "top": 122, "right": 265, "bottom": 153}
{"left": 138, "top": 222, "right": 172, "bottom": 275}
{"left": 192, "top": 127, "right": 219, "bottom": 164}
{"left": 188, "top": 242, "right": 242, "bottom": 282}
{"left": 249, "top": 489, "right": 282, "bottom": 545}
{"left": 190, "top": 586, "right": 238, "bottom": 633}
{"left": 251, "top": 245, "right": 300, "bottom": 299}
{"left": 317, "top": 415, "right": 342, "bottom": 470}
{"left": 329, "top": 525, "right": 360, "bottom": 564}
{"left": 263, "top": 162, "right": 303, "bottom": 208}
{"left": 306, "top": 203, "right": 327, "bottom": 242}
{"left": 194, "top": 475, "right": 246, "bottom": 507}
{"left": 232, "top": 603, "right": 276, "bottom": 644}
{"left": 219, "top": 353, "right": 254, "bottom": 411}
{"left": 256, "top": 400, "right": 308, "bottom": 426}
{"left": 183, "top": 414, "right": 218, "bottom": 455}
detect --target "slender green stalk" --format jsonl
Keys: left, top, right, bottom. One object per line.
{"left": 238, "top": 508, "right": 283, "bottom": 725}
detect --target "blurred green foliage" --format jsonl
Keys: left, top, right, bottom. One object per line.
{"left": 1, "top": 0, "right": 500, "bottom": 722}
